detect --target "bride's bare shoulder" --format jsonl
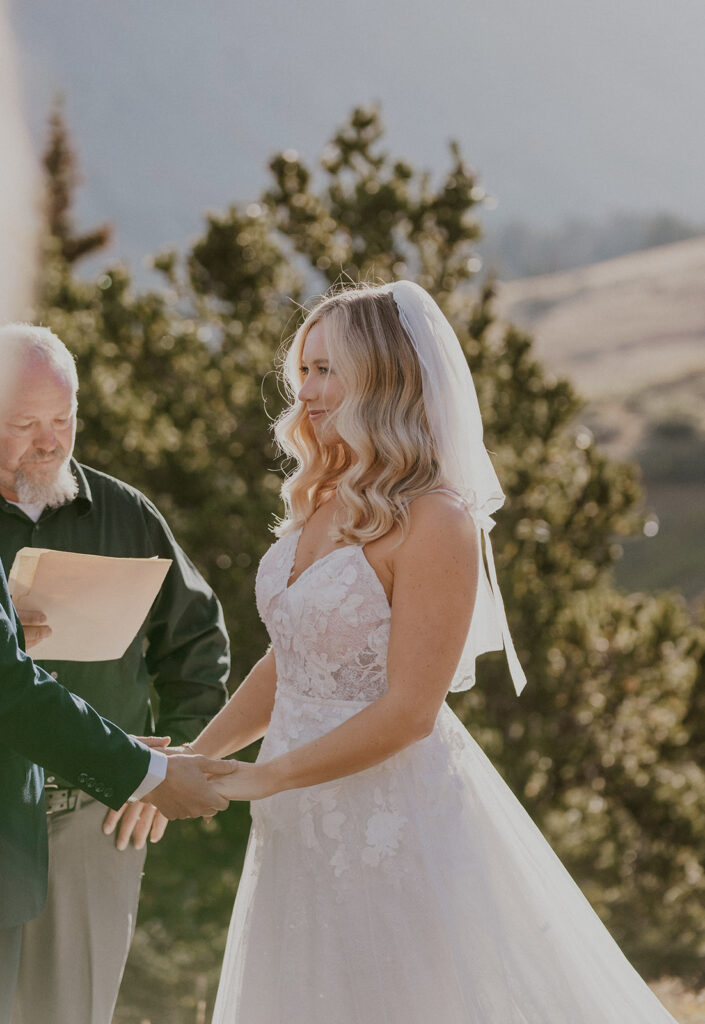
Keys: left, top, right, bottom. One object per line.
{"left": 399, "top": 491, "right": 478, "bottom": 565}
{"left": 407, "top": 489, "right": 474, "bottom": 527}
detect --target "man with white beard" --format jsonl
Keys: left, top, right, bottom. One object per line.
{"left": 0, "top": 324, "right": 231, "bottom": 1024}
{"left": 1, "top": 332, "right": 79, "bottom": 514}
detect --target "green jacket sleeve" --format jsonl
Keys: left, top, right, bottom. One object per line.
{"left": 140, "top": 497, "right": 230, "bottom": 744}
{"left": 0, "top": 572, "right": 151, "bottom": 811}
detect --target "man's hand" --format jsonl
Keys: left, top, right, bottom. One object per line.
{"left": 146, "top": 753, "right": 237, "bottom": 820}
{"left": 18, "top": 608, "right": 51, "bottom": 650}
{"left": 103, "top": 801, "right": 168, "bottom": 850}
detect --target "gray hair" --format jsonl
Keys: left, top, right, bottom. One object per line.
{"left": 0, "top": 322, "right": 79, "bottom": 395}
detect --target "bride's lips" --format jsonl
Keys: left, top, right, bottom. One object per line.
{"left": 307, "top": 409, "right": 326, "bottom": 421}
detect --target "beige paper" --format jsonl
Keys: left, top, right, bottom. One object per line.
{"left": 9, "top": 547, "right": 172, "bottom": 662}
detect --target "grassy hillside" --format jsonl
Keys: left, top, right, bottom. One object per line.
{"left": 497, "top": 236, "right": 705, "bottom": 602}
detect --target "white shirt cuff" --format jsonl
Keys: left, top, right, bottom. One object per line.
{"left": 129, "top": 748, "right": 168, "bottom": 802}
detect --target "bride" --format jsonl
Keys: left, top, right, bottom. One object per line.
{"left": 191, "top": 281, "right": 677, "bottom": 1022}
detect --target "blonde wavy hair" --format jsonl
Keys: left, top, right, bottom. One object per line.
{"left": 273, "top": 283, "right": 444, "bottom": 544}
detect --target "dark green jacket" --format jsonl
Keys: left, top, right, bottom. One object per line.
{"left": 0, "top": 563, "right": 151, "bottom": 928}
{"left": 0, "top": 462, "right": 230, "bottom": 772}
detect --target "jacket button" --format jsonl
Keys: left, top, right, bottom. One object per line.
{"left": 104, "top": 788, "right": 113, "bottom": 800}
{"left": 94, "top": 782, "right": 104, "bottom": 794}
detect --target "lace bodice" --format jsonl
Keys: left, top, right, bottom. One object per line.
{"left": 255, "top": 529, "right": 391, "bottom": 702}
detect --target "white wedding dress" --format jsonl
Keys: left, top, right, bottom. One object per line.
{"left": 212, "top": 527, "right": 677, "bottom": 1023}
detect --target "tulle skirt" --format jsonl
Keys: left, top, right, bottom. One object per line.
{"left": 212, "top": 688, "right": 676, "bottom": 1023}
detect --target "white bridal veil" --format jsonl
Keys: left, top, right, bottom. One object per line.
{"left": 384, "top": 280, "right": 527, "bottom": 696}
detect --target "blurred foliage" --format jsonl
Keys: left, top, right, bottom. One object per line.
{"left": 37, "top": 105, "right": 705, "bottom": 1018}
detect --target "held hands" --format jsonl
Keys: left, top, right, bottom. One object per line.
{"left": 141, "top": 737, "right": 238, "bottom": 820}
{"left": 18, "top": 608, "right": 51, "bottom": 650}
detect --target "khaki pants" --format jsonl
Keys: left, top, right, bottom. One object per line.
{"left": 0, "top": 926, "right": 22, "bottom": 1024}
{"left": 12, "top": 793, "right": 147, "bottom": 1024}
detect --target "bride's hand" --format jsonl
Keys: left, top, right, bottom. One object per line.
{"left": 210, "top": 761, "right": 276, "bottom": 802}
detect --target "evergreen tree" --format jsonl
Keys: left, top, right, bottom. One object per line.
{"left": 43, "top": 97, "right": 111, "bottom": 264}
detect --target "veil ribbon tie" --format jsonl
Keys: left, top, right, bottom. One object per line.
{"left": 477, "top": 513, "right": 527, "bottom": 696}
{"left": 385, "top": 280, "right": 527, "bottom": 697}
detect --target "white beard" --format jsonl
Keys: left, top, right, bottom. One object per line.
{"left": 15, "top": 457, "right": 78, "bottom": 508}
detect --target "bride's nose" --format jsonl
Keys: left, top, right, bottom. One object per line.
{"left": 298, "top": 375, "right": 316, "bottom": 403}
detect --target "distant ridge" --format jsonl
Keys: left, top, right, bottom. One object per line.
{"left": 497, "top": 235, "right": 705, "bottom": 460}
{"left": 497, "top": 237, "right": 705, "bottom": 600}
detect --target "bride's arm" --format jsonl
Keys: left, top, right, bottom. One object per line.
{"left": 188, "top": 648, "right": 278, "bottom": 759}
{"left": 216, "top": 496, "right": 479, "bottom": 800}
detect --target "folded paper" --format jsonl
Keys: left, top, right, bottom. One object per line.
{"left": 9, "top": 547, "right": 172, "bottom": 662}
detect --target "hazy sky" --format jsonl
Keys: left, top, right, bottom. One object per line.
{"left": 9, "top": 0, "right": 705, "bottom": 270}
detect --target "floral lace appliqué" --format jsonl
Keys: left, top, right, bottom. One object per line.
{"left": 255, "top": 531, "right": 391, "bottom": 703}
{"left": 362, "top": 786, "right": 408, "bottom": 867}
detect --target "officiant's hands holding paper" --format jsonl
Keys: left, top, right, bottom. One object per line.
{"left": 17, "top": 607, "right": 52, "bottom": 650}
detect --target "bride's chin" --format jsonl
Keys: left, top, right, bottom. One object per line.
{"left": 314, "top": 426, "right": 344, "bottom": 447}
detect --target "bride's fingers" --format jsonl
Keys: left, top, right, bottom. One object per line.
{"left": 206, "top": 761, "right": 242, "bottom": 779}
{"left": 132, "top": 734, "right": 172, "bottom": 749}
{"left": 200, "top": 757, "right": 240, "bottom": 775}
